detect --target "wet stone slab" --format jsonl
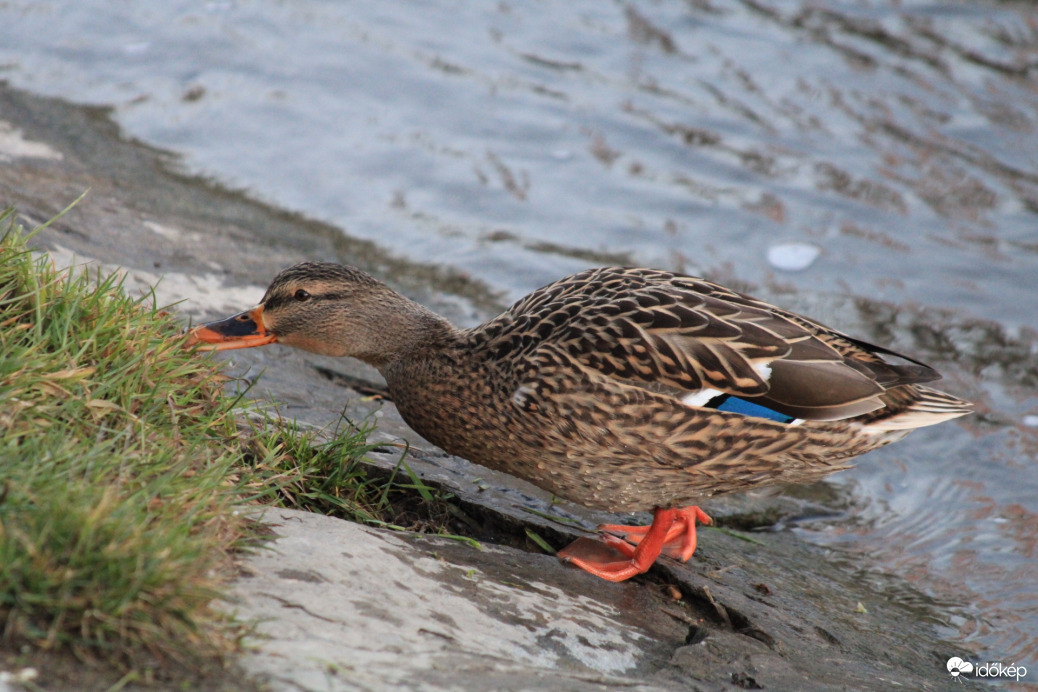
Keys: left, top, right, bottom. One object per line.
{"left": 232, "top": 508, "right": 684, "bottom": 691}
{"left": 228, "top": 488, "right": 958, "bottom": 691}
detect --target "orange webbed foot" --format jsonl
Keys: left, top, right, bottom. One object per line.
{"left": 599, "top": 506, "right": 712, "bottom": 561}
{"left": 557, "top": 506, "right": 712, "bottom": 582}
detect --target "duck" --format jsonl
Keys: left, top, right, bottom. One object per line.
{"left": 186, "top": 263, "right": 972, "bottom": 582}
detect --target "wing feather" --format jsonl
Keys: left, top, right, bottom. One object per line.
{"left": 489, "top": 267, "right": 944, "bottom": 422}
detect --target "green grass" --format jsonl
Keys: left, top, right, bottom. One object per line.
{"left": 244, "top": 414, "right": 478, "bottom": 545}
{"left": 0, "top": 205, "right": 260, "bottom": 665}
{"left": 0, "top": 205, "right": 464, "bottom": 673}
{"left": 244, "top": 414, "right": 413, "bottom": 526}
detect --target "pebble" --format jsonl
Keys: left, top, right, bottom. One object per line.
{"left": 767, "top": 243, "right": 821, "bottom": 271}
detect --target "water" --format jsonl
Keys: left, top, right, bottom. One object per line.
{"left": 2, "top": 0, "right": 1036, "bottom": 667}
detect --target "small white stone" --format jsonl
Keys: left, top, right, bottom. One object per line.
{"left": 767, "top": 243, "right": 821, "bottom": 272}
{"left": 1023, "top": 415, "right": 1038, "bottom": 427}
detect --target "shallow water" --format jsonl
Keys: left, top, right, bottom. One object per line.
{"left": 2, "top": 0, "right": 1036, "bottom": 669}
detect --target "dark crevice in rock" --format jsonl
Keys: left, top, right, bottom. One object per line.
{"left": 730, "top": 671, "right": 764, "bottom": 689}
{"left": 684, "top": 624, "right": 709, "bottom": 646}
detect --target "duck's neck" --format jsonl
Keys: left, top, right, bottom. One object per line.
{"left": 376, "top": 311, "right": 477, "bottom": 457}
{"left": 360, "top": 297, "right": 459, "bottom": 371}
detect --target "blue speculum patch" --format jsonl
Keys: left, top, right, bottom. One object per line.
{"left": 710, "top": 394, "right": 795, "bottom": 424}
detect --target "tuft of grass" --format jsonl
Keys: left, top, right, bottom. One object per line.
{"left": 241, "top": 413, "right": 393, "bottom": 524}
{"left": 0, "top": 206, "right": 256, "bottom": 666}
{"left": 241, "top": 413, "right": 472, "bottom": 542}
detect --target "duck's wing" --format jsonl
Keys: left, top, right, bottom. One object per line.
{"left": 497, "top": 267, "right": 942, "bottom": 422}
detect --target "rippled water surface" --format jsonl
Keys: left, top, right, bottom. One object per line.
{"left": 2, "top": 0, "right": 1036, "bottom": 666}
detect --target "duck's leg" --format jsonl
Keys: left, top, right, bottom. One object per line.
{"left": 599, "top": 506, "right": 712, "bottom": 561}
{"left": 667, "top": 505, "right": 712, "bottom": 560}
{"left": 558, "top": 507, "right": 708, "bottom": 582}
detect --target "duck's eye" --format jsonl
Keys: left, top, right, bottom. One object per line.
{"left": 294, "top": 289, "right": 311, "bottom": 302}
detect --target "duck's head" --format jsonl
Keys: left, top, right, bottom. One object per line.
{"left": 185, "top": 262, "right": 450, "bottom": 366}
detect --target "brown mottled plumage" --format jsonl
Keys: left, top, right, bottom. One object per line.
{"left": 186, "top": 263, "right": 971, "bottom": 581}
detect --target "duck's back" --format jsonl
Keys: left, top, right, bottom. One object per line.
{"left": 476, "top": 267, "right": 949, "bottom": 417}
{"left": 389, "top": 267, "right": 971, "bottom": 510}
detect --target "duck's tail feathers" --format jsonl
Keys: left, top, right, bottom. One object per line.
{"left": 860, "top": 386, "right": 973, "bottom": 434}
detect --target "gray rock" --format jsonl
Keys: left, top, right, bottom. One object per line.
{"left": 232, "top": 508, "right": 680, "bottom": 692}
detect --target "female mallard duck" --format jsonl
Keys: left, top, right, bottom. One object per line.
{"left": 187, "top": 264, "right": 971, "bottom": 581}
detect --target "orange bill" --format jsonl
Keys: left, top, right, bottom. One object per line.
{"left": 184, "top": 305, "right": 276, "bottom": 351}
